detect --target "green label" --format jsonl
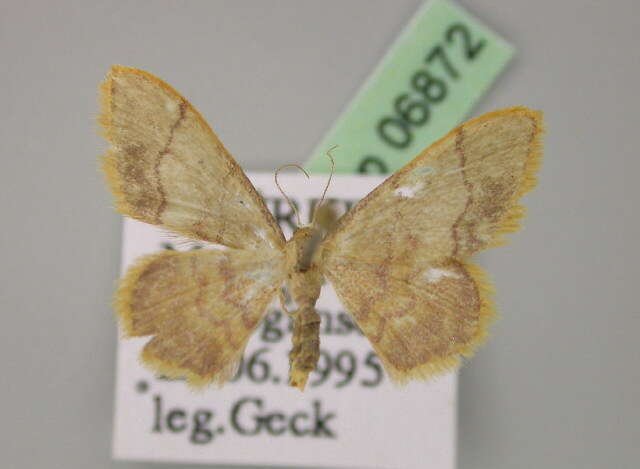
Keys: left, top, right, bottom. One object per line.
{"left": 305, "top": 0, "right": 515, "bottom": 174}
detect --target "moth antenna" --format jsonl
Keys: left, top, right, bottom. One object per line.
{"left": 275, "top": 163, "right": 309, "bottom": 227}
{"left": 311, "top": 145, "right": 337, "bottom": 225}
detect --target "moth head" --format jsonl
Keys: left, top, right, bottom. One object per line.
{"left": 285, "top": 226, "right": 320, "bottom": 273}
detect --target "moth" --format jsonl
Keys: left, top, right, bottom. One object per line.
{"left": 99, "top": 65, "right": 543, "bottom": 390}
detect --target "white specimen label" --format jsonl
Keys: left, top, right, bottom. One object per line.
{"left": 113, "top": 173, "right": 456, "bottom": 469}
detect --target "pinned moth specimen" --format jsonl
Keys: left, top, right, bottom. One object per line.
{"left": 99, "top": 66, "right": 543, "bottom": 390}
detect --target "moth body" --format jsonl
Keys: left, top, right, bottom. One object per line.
{"left": 284, "top": 226, "right": 324, "bottom": 390}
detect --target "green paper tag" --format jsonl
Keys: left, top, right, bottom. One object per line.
{"left": 305, "top": 0, "right": 515, "bottom": 174}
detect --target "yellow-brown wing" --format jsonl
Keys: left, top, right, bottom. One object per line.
{"left": 321, "top": 107, "right": 543, "bottom": 383}
{"left": 99, "top": 65, "right": 284, "bottom": 250}
{"left": 325, "top": 258, "right": 493, "bottom": 383}
{"left": 117, "top": 248, "right": 285, "bottom": 387}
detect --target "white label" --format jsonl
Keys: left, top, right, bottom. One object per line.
{"left": 112, "top": 173, "right": 456, "bottom": 469}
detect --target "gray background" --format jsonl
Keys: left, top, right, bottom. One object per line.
{"left": 1, "top": 0, "right": 638, "bottom": 468}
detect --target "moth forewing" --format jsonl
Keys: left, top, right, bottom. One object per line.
{"left": 99, "top": 65, "right": 285, "bottom": 251}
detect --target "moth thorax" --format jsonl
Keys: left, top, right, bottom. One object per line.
{"left": 285, "top": 226, "right": 322, "bottom": 273}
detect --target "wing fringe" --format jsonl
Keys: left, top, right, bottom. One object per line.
{"left": 140, "top": 343, "right": 228, "bottom": 391}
